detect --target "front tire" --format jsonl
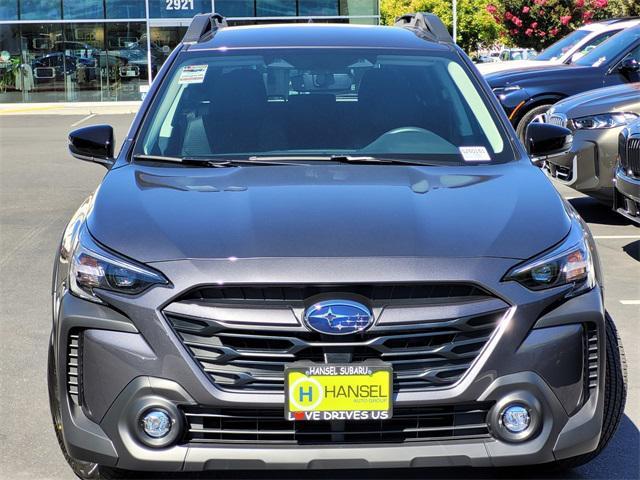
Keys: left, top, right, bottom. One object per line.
{"left": 47, "top": 338, "right": 138, "bottom": 480}
{"left": 554, "top": 312, "right": 627, "bottom": 469}
{"left": 515, "top": 104, "right": 553, "bottom": 144}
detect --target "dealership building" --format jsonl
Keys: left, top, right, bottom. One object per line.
{"left": 0, "top": 1, "right": 380, "bottom": 103}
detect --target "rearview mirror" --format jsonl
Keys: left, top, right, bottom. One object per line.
{"left": 525, "top": 122, "right": 572, "bottom": 164}
{"left": 618, "top": 58, "right": 640, "bottom": 74}
{"left": 68, "top": 124, "right": 115, "bottom": 168}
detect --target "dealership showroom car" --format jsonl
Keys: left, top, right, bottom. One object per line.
{"left": 477, "top": 17, "right": 640, "bottom": 75}
{"left": 44, "top": 12, "right": 629, "bottom": 480}
{"left": 615, "top": 118, "right": 640, "bottom": 223}
{"left": 543, "top": 83, "right": 640, "bottom": 204}
{"left": 486, "top": 25, "right": 640, "bottom": 141}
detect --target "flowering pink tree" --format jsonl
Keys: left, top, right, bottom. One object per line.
{"left": 486, "top": 0, "right": 620, "bottom": 50}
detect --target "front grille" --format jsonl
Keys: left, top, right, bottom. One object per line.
{"left": 583, "top": 324, "right": 599, "bottom": 402}
{"left": 547, "top": 113, "right": 567, "bottom": 128}
{"left": 180, "top": 283, "right": 491, "bottom": 304}
{"left": 182, "top": 403, "right": 493, "bottom": 445}
{"left": 545, "top": 161, "right": 573, "bottom": 182}
{"left": 165, "top": 283, "right": 507, "bottom": 393}
{"left": 622, "top": 136, "right": 640, "bottom": 177}
{"left": 67, "top": 331, "right": 82, "bottom": 405}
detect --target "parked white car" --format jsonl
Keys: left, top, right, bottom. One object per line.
{"left": 497, "top": 48, "right": 537, "bottom": 61}
{"left": 477, "top": 17, "right": 639, "bottom": 75}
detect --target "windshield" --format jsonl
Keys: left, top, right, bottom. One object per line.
{"left": 135, "top": 48, "right": 513, "bottom": 165}
{"left": 575, "top": 27, "right": 640, "bottom": 67}
{"left": 536, "top": 29, "right": 590, "bottom": 61}
{"left": 509, "top": 50, "right": 536, "bottom": 60}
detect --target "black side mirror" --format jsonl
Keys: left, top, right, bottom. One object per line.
{"left": 618, "top": 58, "right": 640, "bottom": 74}
{"left": 68, "top": 124, "right": 115, "bottom": 168}
{"left": 525, "top": 122, "right": 572, "bottom": 164}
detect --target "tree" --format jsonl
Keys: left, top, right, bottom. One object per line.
{"left": 380, "top": 0, "right": 504, "bottom": 53}
{"left": 486, "top": 0, "right": 634, "bottom": 50}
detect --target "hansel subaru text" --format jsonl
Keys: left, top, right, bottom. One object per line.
{"left": 49, "top": 13, "right": 627, "bottom": 479}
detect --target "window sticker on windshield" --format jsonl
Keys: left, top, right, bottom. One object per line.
{"left": 459, "top": 146, "right": 491, "bottom": 162}
{"left": 178, "top": 65, "right": 208, "bottom": 84}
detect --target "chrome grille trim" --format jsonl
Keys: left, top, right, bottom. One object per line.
{"left": 547, "top": 113, "right": 568, "bottom": 128}
{"left": 163, "top": 302, "right": 302, "bottom": 328}
{"left": 586, "top": 325, "right": 599, "bottom": 392}
{"left": 67, "top": 332, "right": 82, "bottom": 405}
{"left": 623, "top": 136, "right": 640, "bottom": 177}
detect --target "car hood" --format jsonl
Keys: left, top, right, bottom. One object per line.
{"left": 87, "top": 162, "right": 571, "bottom": 263}
{"left": 485, "top": 63, "right": 592, "bottom": 87}
{"left": 477, "top": 60, "right": 553, "bottom": 75}
{"left": 551, "top": 82, "right": 640, "bottom": 118}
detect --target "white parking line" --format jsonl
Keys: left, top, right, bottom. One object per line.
{"left": 70, "top": 113, "right": 96, "bottom": 127}
{"left": 593, "top": 235, "right": 640, "bottom": 239}
{"left": 620, "top": 300, "right": 640, "bottom": 305}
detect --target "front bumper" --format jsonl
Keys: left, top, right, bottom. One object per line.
{"left": 52, "top": 257, "right": 607, "bottom": 471}
{"left": 614, "top": 166, "right": 640, "bottom": 224}
{"left": 544, "top": 128, "right": 621, "bottom": 204}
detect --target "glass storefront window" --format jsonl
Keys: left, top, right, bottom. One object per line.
{"left": 16, "top": 23, "right": 65, "bottom": 101}
{"left": 339, "top": 0, "right": 378, "bottom": 16}
{"left": 0, "top": 25, "right": 21, "bottom": 102}
{"left": 105, "top": 0, "right": 146, "bottom": 19}
{"left": 150, "top": 26, "right": 186, "bottom": 69}
{"left": 299, "top": 1, "right": 338, "bottom": 16}
{"left": 105, "top": 22, "right": 148, "bottom": 100}
{"left": 148, "top": 0, "right": 210, "bottom": 18}
{"left": 0, "top": 0, "right": 18, "bottom": 20}
{"left": 61, "top": 23, "right": 104, "bottom": 101}
{"left": 19, "top": 0, "right": 62, "bottom": 20}
{"left": 216, "top": 0, "right": 254, "bottom": 17}
{"left": 63, "top": 0, "right": 104, "bottom": 19}
{"left": 256, "top": 0, "right": 297, "bottom": 16}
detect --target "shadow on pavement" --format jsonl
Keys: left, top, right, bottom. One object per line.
{"left": 130, "top": 416, "right": 639, "bottom": 480}
{"left": 568, "top": 197, "right": 632, "bottom": 227}
{"left": 569, "top": 414, "right": 640, "bottom": 480}
{"left": 622, "top": 240, "right": 639, "bottom": 262}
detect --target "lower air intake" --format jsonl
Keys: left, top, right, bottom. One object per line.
{"left": 182, "top": 403, "right": 493, "bottom": 445}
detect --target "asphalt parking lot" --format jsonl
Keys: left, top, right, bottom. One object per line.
{"left": 0, "top": 113, "right": 638, "bottom": 480}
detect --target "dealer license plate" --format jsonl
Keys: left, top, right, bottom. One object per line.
{"left": 285, "top": 363, "right": 392, "bottom": 421}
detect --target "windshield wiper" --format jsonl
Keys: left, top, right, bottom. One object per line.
{"left": 249, "top": 155, "right": 439, "bottom": 166}
{"left": 133, "top": 154, "right": 307, "bottom": 167}
{"left": 329, "top": 155, "right": 440, "bottom": 166}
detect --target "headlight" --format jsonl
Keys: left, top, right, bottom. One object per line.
{"left": 503, "top": 225, "right": 595, "bottom": 295}
{"left": 573, "top": 112, "right": 638, "bottom": 130}
{"left": 493, "top": 85, "right": 521, "bottom": 93}
{"left": 70, "top": 226, "right": 168, "bottom": 303}
{"left": 492, "top": 85, "right": 521, "bottom": 96}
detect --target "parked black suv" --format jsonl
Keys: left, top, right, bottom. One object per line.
{"left": 49, "top": 13, "right": 626, "bottom": 479}
{"left": 486, "top": 26, "right": 640, "bottom": 140}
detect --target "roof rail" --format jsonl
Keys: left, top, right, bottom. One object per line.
{"left": 608, "top": 16, "right": 639, "bottom": 23}
{"left": 395, "top": 12, "right": 453, "bottom": 44}
{"left": 183, "top": 13, "right": 227, "bottom": 44}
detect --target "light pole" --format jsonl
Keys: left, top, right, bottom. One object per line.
{"left": 452, "top": 0, "right": 457, "bottom": 44}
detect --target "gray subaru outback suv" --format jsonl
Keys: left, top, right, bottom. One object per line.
{"left": 49, "top": 13, "right": 626, "bottom": 479}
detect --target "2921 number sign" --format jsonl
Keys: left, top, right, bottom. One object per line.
{"left": 166, "top": 0, "right": 194, "bottom": 10}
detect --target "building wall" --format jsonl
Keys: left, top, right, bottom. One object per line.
{"left": 0, "top": 0, "right": 379, "bottom": 103}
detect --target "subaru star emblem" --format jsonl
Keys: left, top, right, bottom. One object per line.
{"left": 304, "top": 300, "right": 373, "bottom": 335}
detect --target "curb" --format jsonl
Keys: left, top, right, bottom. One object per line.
{"left": 0, "top": 101, "right": 142, "bottom": 115}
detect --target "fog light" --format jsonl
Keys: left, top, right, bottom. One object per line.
{"left": 140, "top": 409, "right": 172, "bottom": 438}
{"left": 501, "top": 405, "right": 530, "bottom": 433}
